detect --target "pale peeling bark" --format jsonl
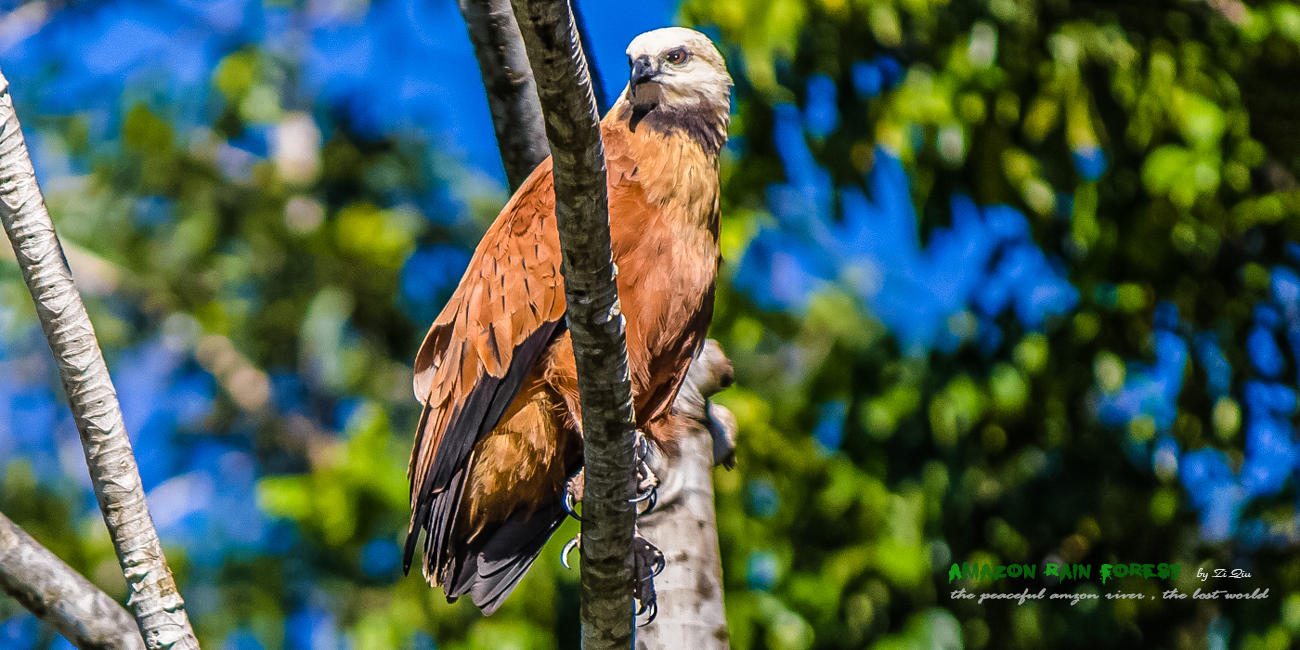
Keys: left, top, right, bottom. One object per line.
{"left": 506, "top": 0, "right": 638, "bottom": 647}
{"left": 0, "top": 511, "right": 146, "bottom": 650}
{"left": 458, "top": 0, "right": 550, "bottom": 192}
{"left": 637, "top": 340, "right": 735, "bottom": 649}
{"left": 0, "top": 72, "right": 200, "bottom": 650}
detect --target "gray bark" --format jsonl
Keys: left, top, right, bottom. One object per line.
{"left": 0, "top": 511, "right": 146, "bottom": 650}
{"left": 0, "top": 71, "right": 200, "bottom": 650}
{"left": 505, "top": 0, "right": 638, "bottom": 647}
{"left": 637, "top": 340, "right": 735, "bottom": 649}
{"left": 458, "top": 0, "right": 550, "bottom": 192}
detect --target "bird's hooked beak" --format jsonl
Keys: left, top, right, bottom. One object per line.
{"left": 630, "top": 55, "right": 658, "bottom": 88}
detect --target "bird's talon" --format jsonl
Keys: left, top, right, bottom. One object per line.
{"left": 563, "top": 491, "right": 582, "bottom": 521}
{"left": 632, "top": 431, "right": 659, "bottom": 515}
{"left": 560, "top": 535, "right": 581, "bottom": 569}
{"left": 631, "top": 482, "right": 656, "bottom": 503}
{"left": 632, "top": 484, "right": 658, "bottom": 516}
{"left": 564, "top": 470, "right": 584, "bottom": 521}
{"left": 632, "top": 531, "right": 662, "bottom": 624}
{"left": 639, "top": 601, "right": 658, "bottom": 626}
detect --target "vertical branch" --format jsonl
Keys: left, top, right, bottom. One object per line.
{"left": 0, "top": 511, "right": 147, "bottom": 650}
{"left": 636, "top": 341, "right": 735, "bottom": 648}
{"left": 568, "top": 4, "right": 608, "bottom": 114}
{"left": 0, "top": 71, "right": 200, "bottom": 650}
{"left": 458, "top": 0, "right": 550, "bottom": 191}
{"left": 505, "top": 0, "right": 637, "bottom": 647}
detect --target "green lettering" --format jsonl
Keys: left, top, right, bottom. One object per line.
{"left": 1075, "top": 564, "right": 1090, "bottom": 579}
{"left": 1045, "top": 563, "right": 1059, "bottom": 577}
{"left": 1157, "top": 563, "right": 1169, "bottom": 579}
{"left": 1142, "top": 563, "right": 1155, "bottom": 578}
{"left": 1100, "top": 564, "right": 1112, "bottom": 584}
{"left": 949, "top": 564, "right": 962, "bottom": 583}
{"left": 1022, "top": 564, "right": 1036, "bottom": 579}
{"left": 964, "top": 563, "right": 978, "bottom": 580}
{"left": 1171, "top": 564, "right": 1181, "bottom": 581}
{"left": 1008, "top": 564, "right": 1022, "bottom": 578}
{"left": 980, "top": 564, "right": 994, "bottom": 581}
{"left": 1062, "top": 564, "right": 1075, "bottom": 580}
{"left": 995, "top": 565, "right": 1007, "bottom": 581}
{"left": 1114, "top": 564, "right": 1128, "bottom": 578}
{"left": 1129, "top": 563, "right": 1142, "bottom": 578}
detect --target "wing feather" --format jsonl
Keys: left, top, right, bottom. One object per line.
{"left": 405, "top": 158, "right": 567, "bottom": 579}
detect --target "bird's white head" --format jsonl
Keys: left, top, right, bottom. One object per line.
{"left": 623, "top": 27, "right": 732, "bottom": 115}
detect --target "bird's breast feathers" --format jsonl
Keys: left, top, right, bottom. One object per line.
{"left": 603, "top": 102, "right": 721, "bottom": 325}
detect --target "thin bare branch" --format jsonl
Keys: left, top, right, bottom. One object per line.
{"left": 0, "top": 511, "right": 146, "bottom": 650}
{"left": 505, "top": 0, "right": 638, "bottom": 646}
{"left": 458, "top": 0, "right": 550, "bottom": 191}
{"left": 637, "top": 340, "right": 734, "bottom": 649}
{"left": 0, "top": 70, "right": 200, "bottom": 650}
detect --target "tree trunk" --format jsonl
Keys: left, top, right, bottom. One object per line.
{"left": 0, "top": 511, "right": 146, "bottom": 650}
{"left": 636, "top": 340, "right": 735, "bottom": 649}
{"left": 505, "top": 1, "right": 638, "bottom": 647}
{"left": 0, "top": 70, "right": 200, "bottom": 650}
{"left": 457, "top": 0, "right": 550, "bottom": 192}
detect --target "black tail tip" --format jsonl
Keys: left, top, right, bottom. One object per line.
{"left": 402, "top": 529, "right": 420, "bottom": 576}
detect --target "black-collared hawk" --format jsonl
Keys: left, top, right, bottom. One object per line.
{"left": 403, "top": 27, "right": 732, "bottom": 615}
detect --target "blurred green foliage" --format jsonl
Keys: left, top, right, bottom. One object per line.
{"left": 680, "top": 0, "right": 1300, "bottom": 648}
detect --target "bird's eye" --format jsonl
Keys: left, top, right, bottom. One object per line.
{"left": 664, "top": 49, "right": 688, "bottom": 65}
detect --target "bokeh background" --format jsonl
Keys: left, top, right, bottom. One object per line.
{"left": 0, "top": 0, "right": 1298, "bottom": 648}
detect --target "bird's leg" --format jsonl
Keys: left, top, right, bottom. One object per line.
{"left": 631, "top": 430, "right": 663, "bottom": 622}
{"left": 564, "top": 468, "right": 584, "bottom": 521}
{"left": 559, "top": 469, "right": 583, "bottom": 565}
{"left": 632, "top": 430, "right": 659, "bottom": 515}
{"left": 633, "top": 526, "right": 665, "bottom": 624}
{"left": 562, "top": 529, "right": 662, "bottom": 622}
{"left": 566, "top": 433, "right": 657, "bottom": 519}
{"left": 561, "top": 435, "right": 662, "bottom": 623}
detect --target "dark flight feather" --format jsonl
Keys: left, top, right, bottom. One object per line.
{"left": 404, "top": 319, "right": 565, "bottom": 575}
